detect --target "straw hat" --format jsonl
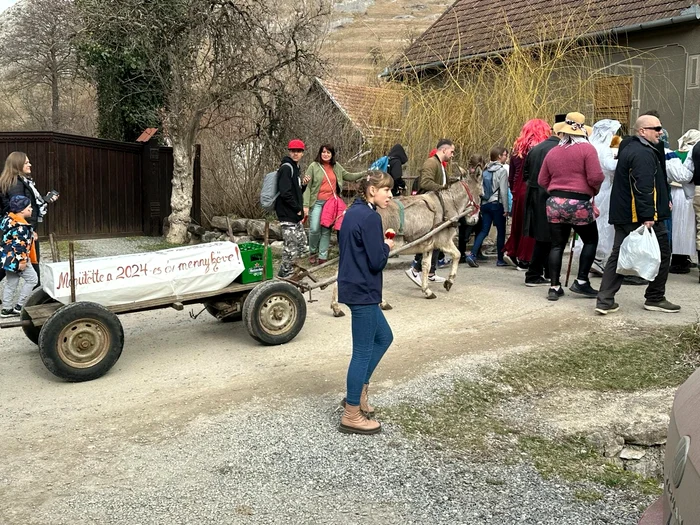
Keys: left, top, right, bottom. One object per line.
{"left": 556, "top": 112, "right": 588, "bottom": 137}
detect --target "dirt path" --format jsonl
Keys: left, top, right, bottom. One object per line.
{"left": 0, "top": 260, "right": 696, "bottom": 522}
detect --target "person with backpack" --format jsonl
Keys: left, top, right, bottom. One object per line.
{"left": 275, "top": 139, "right": 308, "bottom": 279}
{"left": 302, "top": 144, "right": 364, "bottom": 265}
{"left": 386, "top": 144, "right": 408, "bottom": 196}
{"left": 463, "top": 146, "right": 510, "bottom": 267}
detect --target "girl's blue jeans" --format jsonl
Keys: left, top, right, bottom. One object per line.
{"left": 346, "top": 304, "right": 393, "bottom": 406}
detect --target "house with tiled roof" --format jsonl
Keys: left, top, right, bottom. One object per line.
{"left": 308, "top": 78, "right": 406, "bottom": 154}
{"left": 383, "top": 0, "right": 700, "bottom": 141}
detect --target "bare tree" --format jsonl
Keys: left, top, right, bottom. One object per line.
{"left": 0, "top": 0, "right": 79, "bottom": 131}
{"left": 77, "top": 0, "right": 330, "bottom": 243}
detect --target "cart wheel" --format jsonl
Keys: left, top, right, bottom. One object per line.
{"left": 242, "top": 281, "right": 306, "bottom": 345}
{"left": 38, "top": 301, "right": 124, "bottom": 382}
{"left": 21, "top": 288, "right": 56, "bottom": 345}
{"left": 203, "top": 302, "right": 242, "bottom": 323}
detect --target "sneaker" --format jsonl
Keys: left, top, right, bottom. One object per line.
{"left": 405, "top": 268, "right": 423, "bottom": 288}
{"left": 502, "top": 253, "right": 517, "bottom": 267}
{"left": 496, "top": 260, "right": 508, "bottom": 267}
{"left": 569, "top": 280, "right": 598, "bottom": 298}
{"left": 547, "top": 287, "right": 564, "bottom": 301}
{"left": 428, "top": 274, "right": 446, "bottom": 283}
{"left": 438, "top": 257, "right": 452, "bottom": 269}
{"left": 516, "top": 261, "right": 529, "bottom": 272}
{"left": 525, "top": 276, "right": 549, "bottom": 287}
{"left": 590, "top": 260, "right": 605, "bottom": 277}
{"left": 464, "top": 254, "right": 479, "bottom": 268}
{"left": 595, "top": 302, "right": 620, "bottom": 315}
{"left": 644, "top": 299, "right": 681, "bottom": 313}
{"left": 0, "top": 308, "right": 19, "bottom": 318}
{"left": 622, "top": 275, "right": 647, "bottom": 286}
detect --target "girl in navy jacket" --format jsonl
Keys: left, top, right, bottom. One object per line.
{"left": 337, "top": 171, "right": 394, "bottom": 435}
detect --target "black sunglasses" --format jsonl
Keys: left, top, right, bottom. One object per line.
{"left": 642, "top": 126, "right": 663, "bottom": 132}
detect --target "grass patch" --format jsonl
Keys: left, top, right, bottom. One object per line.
{"left": 520, "top": 436, "right": 661, "bottom": 496}
{"left": 133, "top": 240, "right": 182, "bottom": 252}
{"left": 573, "top": 489, "right": 604, "bottom": 503}
{"left": 384, "top": 324, "right": 699, "bottom": 497}
{"left": 493, "top": 325, "right": 700, "bottom": 393}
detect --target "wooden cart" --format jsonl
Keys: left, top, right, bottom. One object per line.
{"left": 1, "top": 232, "right": 305, "bottom": 382}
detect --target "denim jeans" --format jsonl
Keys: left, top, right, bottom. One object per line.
{"left": 471, "top": 201, "right": 506, "bottom": 261}
{"left": 346, "top": 304, "right": 393, "bottom": 406}
{"left": 308, "top": 199, "right": 332, "bottom": 260}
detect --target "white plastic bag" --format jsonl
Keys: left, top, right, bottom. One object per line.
{"left": 616, "top": 225, "right": 661, "bottom": 281}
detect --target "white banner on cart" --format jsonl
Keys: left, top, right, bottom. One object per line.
{"left": 41, "top": 242, "right": 246, "bottom": 306}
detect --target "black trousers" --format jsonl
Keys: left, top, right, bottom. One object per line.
{"left": 526, "top": 240, "right": 551, "bottom": 281}
{"left": 596, "top": 222, "right": 671, "bottom": 308}
{"left": 414, "top": 250, "right": 439, "bottom": 274}
{"left": 458, "top": 215, "right": 483, "bottom": 256}
{"left": 549, "top": 221, "right": 598, "bottom": 287}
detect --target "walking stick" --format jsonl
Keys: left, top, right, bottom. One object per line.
{"left": 564, "top": 233, "right": 577, "bottom": 287}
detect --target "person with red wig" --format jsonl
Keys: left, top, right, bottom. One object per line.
{"left": 503, "top": 119, "right": 551, "bottom": 269}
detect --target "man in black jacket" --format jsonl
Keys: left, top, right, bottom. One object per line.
{"left": 275, "top": 139, "right": 308, "bottom": 278}
{"left": 522, "top": 121, "right": 563, "bottom": 286}
{"left": 595, "top": 115, "right": 679, "bottom": 314}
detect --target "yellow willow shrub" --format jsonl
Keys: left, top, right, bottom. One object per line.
{"left": 369, "top": 13, "right": 636, "bottom": 173}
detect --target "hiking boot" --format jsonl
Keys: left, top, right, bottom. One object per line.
{"left": 428, "top": 274, "right": 446, "bottom": 283}
{"left": 0, "top": 307, "right": 19, "bottom": 318}
{"left": 340, "top": 384, "right": 375, "bottom": 416}
{"left": 644, "top": 299, "right": 681, "bottom": 313}
{"left": 525, "top": 276, "right": 549, "bottom": 287}
{"left": 569, "top": 280, "right": 598, "bottom": 297}
{"left": 339, "top": 404, "right": 381, "bottom": 435}
{"left": 464, "top": 254, "right": 478, "bottom": 268}
{"left": 547, "top": 287, "right": 564, "bottom": 301}
{"left": 405, "top": 268, "right": 423, "bottom": 287}
{"left": 595, "top": 302, "right": 620, "bottom": 315}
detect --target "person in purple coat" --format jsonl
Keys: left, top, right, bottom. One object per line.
{"left": 337, "top": 171, "right": 395, "bottom": 435}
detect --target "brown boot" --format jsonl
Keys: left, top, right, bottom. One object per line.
{"left": 360, "top": 384, "right": 375, "bottom": 415}
{"left": 340, "top": 384, "right": 375, "bottom": 416}
{"left": 339, "top": 404, "right": 381, "bottom": 435}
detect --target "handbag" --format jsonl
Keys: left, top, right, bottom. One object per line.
{"left": 319, "top": 170, "right": 347, "bottom": 230}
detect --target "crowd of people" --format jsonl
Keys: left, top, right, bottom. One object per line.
{"left": 270, "top": 109, "right": 700, "bottom": 434}
{"left": 2, "top": 110, "right": 698, "bottom": 435}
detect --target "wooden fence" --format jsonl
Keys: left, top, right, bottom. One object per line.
{"left": 0, "top": 132, "right": 200, "bottom": 239}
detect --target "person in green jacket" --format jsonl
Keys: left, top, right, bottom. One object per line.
{"left": 303, "top": 144, "right": 364, "bottom": 264}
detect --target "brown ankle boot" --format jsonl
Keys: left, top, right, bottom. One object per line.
{"left": 360, "top": 383, "right": 375, "bottom": 415}
{"left": 340, "top": 384, "right": 375, "bottom": 416}
{"left": 339, "top": 404, "right": 381, "bottom": 435}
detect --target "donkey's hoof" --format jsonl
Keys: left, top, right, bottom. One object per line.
{"left": 425, "top": 292, "right": 437, "bottom": 300}
{"left": 332, "top": 309, "right": 346, "bottom": 318}
{"left": 444, "top": 280, "right": 453, "bottom": 292}
{"left": 380, "top": 303, "right": 393, "bottom": 311}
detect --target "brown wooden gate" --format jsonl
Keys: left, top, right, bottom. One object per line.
{"left": 0, "top": 132, "right": 200, "bottom": 239}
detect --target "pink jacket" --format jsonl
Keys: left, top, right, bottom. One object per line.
{"left": 538, "top": 142, "right": 604, "bottom": 197}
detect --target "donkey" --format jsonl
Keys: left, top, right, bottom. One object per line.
{"left": 330, "top": 179, "right": 481, "bottom": 316}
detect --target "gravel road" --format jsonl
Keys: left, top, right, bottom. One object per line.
{"left": 2, "top": 239, "right": 695, "bottom": 525}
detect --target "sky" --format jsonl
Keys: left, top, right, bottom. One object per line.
{"left": 0, "top": 0, "right": 18, "bottom": 13}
